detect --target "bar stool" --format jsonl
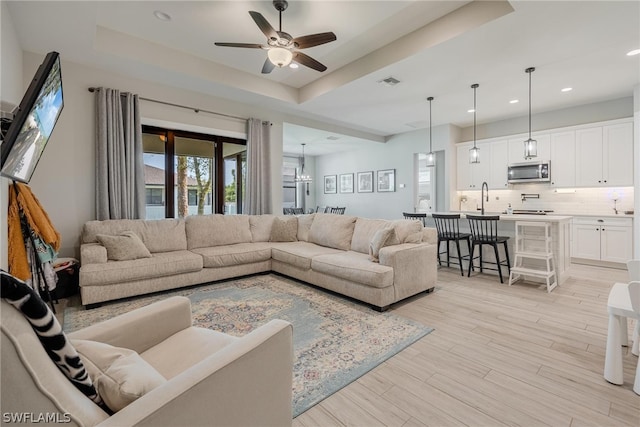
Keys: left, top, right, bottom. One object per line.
{"left": 431, "top": 213, "right": 471, "bottom": 276}
{"left": 402, "top": 212, "right": 427, "bottom": 227}
{"left": 466, "top": 215, "right": 511, "bottom": 283}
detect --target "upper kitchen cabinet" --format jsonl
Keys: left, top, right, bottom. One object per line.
{"left": 549, "top": 131, "right": 576, "bottom": 188}
{"left": 456, "top": 142, "right": 492, "bottom": 190}
{"left": 489, "top": 139, "right": 509, "bottom": 189}
{"left": 508, "top": 134, "right": 550, "bottom": 165}
{"left": 575, "top": 121, "right": 633, "bottom": 187}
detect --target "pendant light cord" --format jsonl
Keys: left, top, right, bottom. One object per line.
{"left": 427, "top": 96, "right": 433, "bottom": 152}
{"left": 471, "top": 84, "right": 479, "bottom": 148}
{"left": 526, "top": 67, "right": 535, "bottom": 140}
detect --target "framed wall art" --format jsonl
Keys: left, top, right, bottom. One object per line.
{"left": 324, "top": 175, "right": 337, "bottom": 194}
{"left": 377, "top": 169, "right": 396, "bottom": 192}
{"left": 339, "top": 173, "right": 354, "bottom": 193}
{"left": 357, "top": 171, "right": 374, "bottom": 193}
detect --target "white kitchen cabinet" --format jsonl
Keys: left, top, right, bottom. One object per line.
{"left": 572, "top": 217, "right": 633, "bottom": 264}
{"left": 575, "top": 122, "right": 633, "bottom": 187}
{"left": 489, "top": 139, "right": 509, "bottom": 189}
{"left": 549, "top": 131, "right": 576, "bottom": 187}
{"left": 456, "top": 142, "right": 491, "bottom": 190}
{"left": 508, "top": 134, "right": 550, "bottom": 164}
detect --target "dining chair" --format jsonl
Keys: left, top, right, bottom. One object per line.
{"left": 402, "top": 212, "right": 427, "bottom": 227}
{"left": 330, "top": 207, "right": 346, "bottom": 215}
{"left": 603, "top": 271, "right": 640, "bottom": 395}
{"left": 431, "top": 213, "right": 471, "bottom": 276}
{"left": 466, "top": 215, "right": 511, "bottom": 283}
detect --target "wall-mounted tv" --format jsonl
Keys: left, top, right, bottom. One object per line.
{"left": 0, "top": 51, "right": 64, "bottom": 183}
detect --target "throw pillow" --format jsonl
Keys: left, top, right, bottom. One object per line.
{"left": 270, "top": 217, "right": 298, "bottom": 242}
{"left": 296, "top": 214, "right": 315, "bottom": 242}
{"left": 96, "top": 231, "right": 152, "bottom": 261}
{"left": 71, "top": 339, "right": 167, "bottom": 412}
{"left": 308, "top": 213, "right": 357, "bottom": 250}
{"left": 0, "top": 271, "right": 102, "bottom": 405}
{"left": 369, "top": 227, "right": 395, "bottom": 263}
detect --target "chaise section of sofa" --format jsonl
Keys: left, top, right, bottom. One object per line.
{"left": 79, "top": 213, "right": 437, "bottom": 310}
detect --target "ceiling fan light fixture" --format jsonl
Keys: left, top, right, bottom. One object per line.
{"left": 268, "top": 47, "right": 293, "bottom": 67}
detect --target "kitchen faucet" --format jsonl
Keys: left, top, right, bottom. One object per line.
{"left": 481, "top": 181, "right": 488, "bottom": 215}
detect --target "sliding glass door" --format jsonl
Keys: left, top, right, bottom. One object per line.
{"left": 142, "top": 125, "right": 246, "bottom": 218}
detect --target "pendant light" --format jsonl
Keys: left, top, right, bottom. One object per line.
{"left": 294, "top": 143, "right": 312, "bottom": 182}
{"left": 426, "top": 96, "right": 435, "bottom": 167}
{"left": 523, "top": 67, "right": 537, "bottom": 159}
{"left": 469, "top": 83, "right": 480, "bottom": 164}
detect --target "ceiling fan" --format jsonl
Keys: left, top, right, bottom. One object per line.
{"left": 214, "top": 0, "right": 336, "bottom": 74}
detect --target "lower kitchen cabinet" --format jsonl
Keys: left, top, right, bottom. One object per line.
{"left": 571, "top": 217, "right": 633, "bottom": 264}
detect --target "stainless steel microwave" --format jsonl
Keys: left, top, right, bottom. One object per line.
{"left": 507, "top": 161, "right": 550, "bottom": 183}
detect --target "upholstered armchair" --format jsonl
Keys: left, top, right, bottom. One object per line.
{"left": 1, "top": 296, "right": 293, "bottom": 426}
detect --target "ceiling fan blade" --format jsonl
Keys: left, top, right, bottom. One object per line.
{"left": 292, "top": 32, "right": 337, "bottom": 49}
{"left": 261, "top": 58, "right": 275, "bottom": 74}
{"left": 214, "top": 42, "right": 265, "bottom": 49}
{"left": 249, "top": 11, "right": 278, "bottom": 40}
{"left": 293, "top": 52, "right": 327, "bottom": 72}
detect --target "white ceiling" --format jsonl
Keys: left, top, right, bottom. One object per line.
{"left": 5, "top": 1, "right": 640, "bottom": 157}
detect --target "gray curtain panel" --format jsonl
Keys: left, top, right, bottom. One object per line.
{"left": 95, "top": 88, "right": 145, "bottom": 220}
{"left": 244, "top": 118, "right": 272, "bottom": 215}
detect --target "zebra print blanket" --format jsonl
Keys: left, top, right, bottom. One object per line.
{"left": 1, "top": 270, "right": 101, "bottom": 405}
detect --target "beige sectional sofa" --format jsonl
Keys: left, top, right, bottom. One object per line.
{"left": 79, "top": 213, "right": 438, "bottom": 310}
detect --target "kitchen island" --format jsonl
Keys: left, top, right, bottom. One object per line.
{"left": 423, "top": 212, "right": 572, "bottom": 286}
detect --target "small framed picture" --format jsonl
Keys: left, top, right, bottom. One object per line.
{"left": 339, "top": 173, "right": 354, "bottom": 193}
{"left": 357, "top": 171, "right": 374, "bottom": 193}
{"left": 324, "top": 175, "right": 337, "bottom": 194}
{"left": 377, "top": 169, "right": 396, "bottom": 192}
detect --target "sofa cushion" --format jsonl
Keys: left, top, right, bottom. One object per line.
{"left": 141, "top": 327, "right": 237, "bottom": 380}
{"left": 83, "top": 219, "right": 187, "bottom": 253}
{"left": 96, "top": 231, "right": 152, "bottom": 261}
{"left": 308, "top": 213, "right": 357, "bottom": 250}
{"left": 80, "top": 251, "right": 203, "bottom": 287}
{"left": 369, "top": 226, "right": 395, "bottom": 262}
{"left": 351, "top": 218, "right": 393, "bottom": 254}
{"left": 311, "top": 251, "right": 394, "bottom": 288}
{"left": 270, "top": 217, "right": 298, "bottom": 242}
{"left": 296, "top": 214, "right": 315, "bottom": 242}
{"left": 249, "top": 215, "right": 276, "bottom": 242}
{"left": 191, "top": 243, "right": 273, "bottom": 268}
{"left": 390, "top": 219, "right": 423, "bottom": 244}
{"left": 186, "top": 215, "right": 253, "bottom": 249}
{"left": 271, "top": 242, "right": 343, "bottom": 270}
{"left": 72, "top": 339, "right": 166, "bottom": 412}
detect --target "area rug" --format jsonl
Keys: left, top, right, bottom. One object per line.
{"left": 64, "top": 274, "right": 433, "bottom": 417}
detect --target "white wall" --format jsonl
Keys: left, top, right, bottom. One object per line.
{"left": 314, "top": 124, "right": 455, "bottom": 219}
{"left": 0, "top": 2, "right": 23, "bottom": 270}
{"left": 634, "top": 85, "right": 639, "bottom": 257}
{"left": 461, "top": 97, "right": 634, "bottom": 141}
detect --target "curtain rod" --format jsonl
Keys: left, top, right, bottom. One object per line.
{"left": 87, "top": 87, "right": 247, "bottom": 122}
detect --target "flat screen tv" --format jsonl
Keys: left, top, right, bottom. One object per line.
{"left": 0, "top": 51, "right": 63, "bottom": 183}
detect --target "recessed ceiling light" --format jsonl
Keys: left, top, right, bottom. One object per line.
{"left": 467, "top": 109, "right": 475, "bottom": 113}
{"left": 627, "top": 48, "right": 640, "bottom": 56}
{"left": 561, "top": 87, "right": 573, "bottom": 92}
{"left": 509, "top": 99, "right": 519, "bottom": 104}
{"left": 289, "top": 63, "right": 299, "bottom": 69}
{"left": 154, "top": 10, "right": 172, "bottom": 21}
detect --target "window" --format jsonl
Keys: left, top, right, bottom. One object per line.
{"left": 414, "top": 153, "right": 436, "bottom": 213}
{"left": 145, "top": 188, "right": 163, "bottom": 205}
{"left": 142, "top": 125, "right": 246, "bottom": 219}
{"left": 282, "top": 156, "right": 298, "bottom": 210}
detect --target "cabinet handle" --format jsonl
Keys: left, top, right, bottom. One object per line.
{"left": 597, "top": 219, "right": 604, "bottom": 223}
{"left": 598, "top": 180, "right": 601, "bottom": 183}
{"left": 604, "top": 180, "right": 607, "bottom": 183}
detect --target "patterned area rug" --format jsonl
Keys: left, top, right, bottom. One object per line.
{"left": 64, "top": 274, "right": 433, "bottom": 417}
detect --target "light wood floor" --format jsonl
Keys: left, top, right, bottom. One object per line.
{"left": 55, "top": 265, "right": 639, "bottom": 426}
{"left": 293, "top": 265, "right": 640, "bottom": 427}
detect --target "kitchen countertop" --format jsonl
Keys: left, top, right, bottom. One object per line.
{"left": 432, "top": 212, "right": 573, "bottom": 222}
